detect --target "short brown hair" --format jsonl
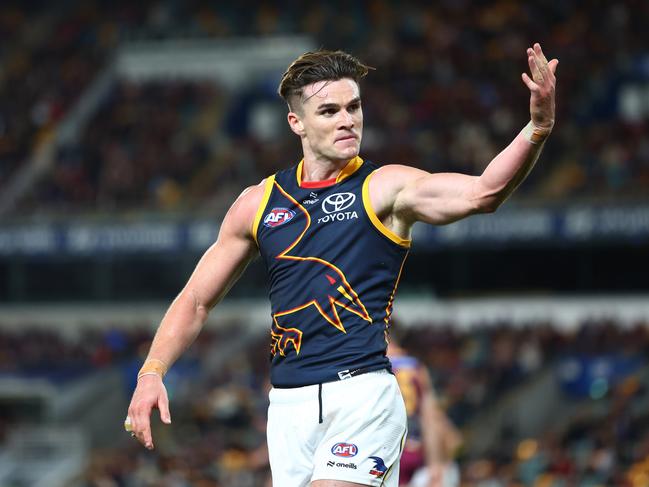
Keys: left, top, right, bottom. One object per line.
{"left": 278, "top": 50, "right": 372, "bottom": 110}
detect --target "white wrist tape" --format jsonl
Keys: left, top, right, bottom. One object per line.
{"left": 523, "top": 121, "right": 552, "bottom": 144}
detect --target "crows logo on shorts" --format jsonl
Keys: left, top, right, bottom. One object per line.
{"left": 368, "top": 456, "right": 387, "bottom": 478}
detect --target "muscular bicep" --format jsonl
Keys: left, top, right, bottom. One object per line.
{"left": 181, "top": 185, "right": 263, "bottom": 311}
{"left": 184, "top": 228, "right": 257, "bottom": 311}
{"left": 392, "top": 167, "right": 489, "bottom": 226}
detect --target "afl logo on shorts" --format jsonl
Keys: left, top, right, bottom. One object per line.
{"left": 331, "top": 443, "right": 358, "bottom": 457}
{"left": 263, "top": 208, "right": 295, "bottom": 228}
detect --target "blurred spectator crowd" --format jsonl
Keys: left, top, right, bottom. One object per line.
{"left": 0, "top": 326, "right": 150, "bottom": 380}
{"left": 33, "top": 81, "right": 230, "bottom": 212}
{"left": 3, "top": 317, "right": 649, "bottom": 485}
{"left": 399, "top": 318, "right": 649, "bottom": 487}
{"left": 0, "top": 1, "right": 106, "bottom": 191}
{"left": 1, "top": 1, "right": 648, "bottom": 215}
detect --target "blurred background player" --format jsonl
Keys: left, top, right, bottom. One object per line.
{"left": 388, "top": 322, "right": 462, "bottom": 487}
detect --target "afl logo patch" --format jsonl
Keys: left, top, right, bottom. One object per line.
{"left": 263, "top": 208, "right": 295, "bottom": 228}
{"left": 322, "top": 192, "right": 355, "bottom": 214}
{"left": 331, "top": 443, "right": 358, "bottom": 457}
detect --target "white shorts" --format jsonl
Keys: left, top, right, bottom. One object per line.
{"left": 267, "top": 369, "right": 407, "bottom": 486}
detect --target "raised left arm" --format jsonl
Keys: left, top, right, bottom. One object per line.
{"left": 379, "top": 43, "right": 557, "bottom": 229}
{"left": 477, "top": 42, "right": 558, "bottom": 209}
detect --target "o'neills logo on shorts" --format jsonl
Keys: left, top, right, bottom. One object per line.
{"left": 263, "top": 208, "right": 295, "bottom": 228}
{"left": 327, "top": 460, "right": 357, "bottom": 469}
{"left": 331, "top": 442, "right": 358, "bottom": 457}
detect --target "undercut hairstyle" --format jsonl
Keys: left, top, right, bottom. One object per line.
{"left": 278, "top": 50, "right": 372, "bottom": 112}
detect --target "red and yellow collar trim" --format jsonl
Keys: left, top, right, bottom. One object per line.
{"left": 296, "top": 156, "right": 364, "bottom": 189}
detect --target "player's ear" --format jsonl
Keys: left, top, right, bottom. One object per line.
{"left": 287, "top": 111, "right": 306, "bottom": 137}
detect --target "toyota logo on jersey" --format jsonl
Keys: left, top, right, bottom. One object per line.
{"left": 263, "top": 208, "right": 295, "bottom": 228}
{"left": 322, "top": 193, "right": 356, "bottom": 214}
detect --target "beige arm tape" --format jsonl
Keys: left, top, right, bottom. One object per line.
{"left": 137, "top": 358, "right": 168, "bottom": 380}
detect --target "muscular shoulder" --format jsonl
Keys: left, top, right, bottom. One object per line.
{"left": 221, "top": 178, "right": 270, "bottom": 240}
{"left": 367, "top": 164, "right": 427, "bottom": 217}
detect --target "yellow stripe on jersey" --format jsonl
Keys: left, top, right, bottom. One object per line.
{"left": 251, "top": 174, "right": 276, "bottom": 245}
{"left": 362, "top": 171, "right": 411, "bottom": 248}
{"left": 384, "top": 251, "right": 409, "bottom": 326}
{"left": 295, "top": 156, "right": 365, "bottom": 186}
{"left": 295, "top": 160, "right": 303, "bottom": 186}
{"left": 336, "top": 156, "right": 364, "bottom": 183}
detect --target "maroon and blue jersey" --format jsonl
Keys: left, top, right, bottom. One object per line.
{"left": 253, "top": 157, "right": 410, "bottom": 387}
{"left": 390, "top": 354, "right": 425, "bottom": 441}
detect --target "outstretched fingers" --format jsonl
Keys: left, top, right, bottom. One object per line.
{"left": 522, "top": 43, "right": 558, "bottom": 92}
{"left": 521, "top": 71, "right": 539, "bottom": 92}
{"left": 528, "top": 48, "right": 544, "bottom": 83}
{"left": 534, "top": 43, "right": 548, "bottom": 65}
{"left": 534, "top": 43, "right": 558, "bottom": 82}
{"left": 522, "top": 42, "right": 558, "bottom": 130}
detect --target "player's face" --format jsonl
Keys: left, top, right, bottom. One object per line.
{"left": 295, "top": 78, "right": 363, "bottom": 163}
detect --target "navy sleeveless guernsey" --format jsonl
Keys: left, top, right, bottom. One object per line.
{"left": 253, "top": 157, "right": 410, "bottom": 387}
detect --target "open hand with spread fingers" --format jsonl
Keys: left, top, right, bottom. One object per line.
{"left": 521, "top": 43, "right": 558, "bottom": 136}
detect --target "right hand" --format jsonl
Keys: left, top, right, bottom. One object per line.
{"left": 126, "top": 374, "right": 171, "bottom": 449}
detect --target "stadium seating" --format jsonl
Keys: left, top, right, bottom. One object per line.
{"left": 2, "top": 317, "right": 648, "bottom": 486}
{"left": 1, "top": 2, "right": 648, "bottom": 486}
{"left": 2, "top": 1, "right": 648, "bottom": 214}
